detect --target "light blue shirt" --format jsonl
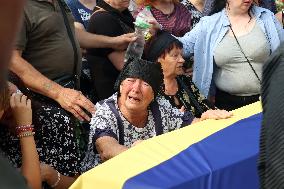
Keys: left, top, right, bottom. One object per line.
{"left": 177, "top": 5, "right": 284, "bottom": 97}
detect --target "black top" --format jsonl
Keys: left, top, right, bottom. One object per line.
{"left": 163, "top": 75, "right": 214, "bottom": 118}
{"left": 86, "top": 1, "right": 134, "bottom": 100}
{"left": 0, "top": 155, "right": 29, "bottom": 189}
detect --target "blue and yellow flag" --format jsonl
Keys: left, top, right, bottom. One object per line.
{"left": 71, "top": 102, "right": 262, "bottom": 189}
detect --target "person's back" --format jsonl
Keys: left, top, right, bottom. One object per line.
{"left": 259, "top": 42, "right": 284, "bottom": 189}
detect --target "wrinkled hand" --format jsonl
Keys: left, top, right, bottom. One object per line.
{"left": 10, "top": 93, "right": 32, "bottom": 126}
{"left": 112, "top": 33, "right": 137, "bottom": 50}
{"left": 56, "top": 88, "right": 95, "bottom": 121}
{"left": 200, "top": 109, "right": 233, "bottom": 121}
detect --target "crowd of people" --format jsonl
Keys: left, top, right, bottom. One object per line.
{"left": 0, "top": 0, "right": 283, "bottom": 188}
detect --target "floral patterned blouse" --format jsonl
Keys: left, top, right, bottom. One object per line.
{"left": 81, "top": 93, "right": 189, "bottom": 172}
{"left": 163, "top": 75, "right": 214, "bottom": 118}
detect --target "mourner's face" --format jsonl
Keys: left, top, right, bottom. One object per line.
{"left": 119, "top": 78, "right": 154, "bottom": 112}
{"left": 227, "top": 0, "right": 253, "bottom": 12}
{"left": 158, "top": 46, "right": 184, "bottom": 77}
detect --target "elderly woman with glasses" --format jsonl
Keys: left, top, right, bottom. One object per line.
{"left": 144, "top": 30, "right": 232, "bottom": 118}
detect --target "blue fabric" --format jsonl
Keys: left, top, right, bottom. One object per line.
{"left": 177, "top": 5, "right": 284, "bottom": 97}
{"left": 123, "top": 113, "right": 262, "bottom": 189}
{"left": 65, "top": 0, "right": 93, "bottom": 29}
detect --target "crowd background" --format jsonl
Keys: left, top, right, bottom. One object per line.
{"left": 0, "top": 0, "right": 283, "bottom": 189}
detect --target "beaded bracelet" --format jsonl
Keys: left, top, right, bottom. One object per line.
{"left": 15, "top": 124, "right": 34, "bottom": 130}
{"left": 17, "top": 131, "right": 35, "bottom": 138}
{"left": 50, "top": 170, "right": 61, "bottom": 188}
{"left": 16, "top": 128, "right": 34, "bottom": 135}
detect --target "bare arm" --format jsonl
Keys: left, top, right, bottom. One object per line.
{"left": 95, "top": 136, "right": 128, "bottom": 162}
{"left": 20, "top": 136, "right": 41, "bottom": 189}
{"left": 275, "top": 11, "right": 283, "bottom": 26}
{"left": 108, "top": 51, "right": 126, "bottom": 71}
{"left": 40, "top": 163, "right": 77, "bottom": 189}
{"left": 74, "top": 22, "right": 85, "bottom": 31}
{"left": 10, "top": 50, "right": 95, "bottom": 121}
{"left": 75, "top": 28, "right": 136, "bottom": 50}
{"left": 10, "top": 50, "right": 63, "bottom": 100}
{"left": 10, "top": 94, "right": 41, "bottom": 189}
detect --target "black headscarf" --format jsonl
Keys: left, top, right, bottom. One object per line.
{"left": 144, "top": 30, "right": 183, "bottom": 62}
{"left": 114, "top": 57, "right": 163, "bottom": 97}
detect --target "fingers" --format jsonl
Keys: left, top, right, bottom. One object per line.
{"left": 72, "top": 104, "right": 90, "bottom": 122}
{"left": 11, "top": 93, "right": 31, "bottom": 107}
{"left": 201, "top": 109, "right": 233, "bottom": 121}
{"left": 123, "top": 32, "right": 136, "bottom": 39}
{"left": 77, "top": 95, "right": 95, "bottom": 114}
{"left": 58, "top": 88, "right": 95, "bottom": 121}
{"left": 27, "top": 99, "right": 32, "bottom": 109}
{"left": 20, "top": 94, "right": 27, "bottom": 105}
{"left": 14, "top": 93, "right": 22, "bottom": 105}
{"left": 10, "top": 93, "right": 16, "bottom": 108}
{"left": 69, "top": 108, "right": 85, "bottom": 122}
{"left": 215, "top": 110, "right": 233, "bottom": 119}
{"left": 179, "top": 106, "right": 185, "bottom": 112}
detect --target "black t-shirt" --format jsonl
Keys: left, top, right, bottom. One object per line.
{"left": 86, "top": 1, "right": 134, "bottom": 101}
{"left": 15, "top": 0, "right": 81, "bottom": 80}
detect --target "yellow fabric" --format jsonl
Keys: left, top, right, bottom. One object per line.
{"left": 70, "top": 102, "right": 262, "bottom": 189}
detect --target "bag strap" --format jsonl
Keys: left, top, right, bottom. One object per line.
{"left": 229, "top": 25, "right": 261, "bottom": 83}
{"left": 106, "top": 99, "right": 164, "bottom": 145}
{"left": 150, "top": 101, "right": 163, "bottom": 136}
{"left": 57, "top": 0, "right": 80, "bottom": 89}
{"left": 282, "top": 9, "right": 284, "bottom": 29}
{"left": 105, "top": 101, "right": 125, "bottom": 145}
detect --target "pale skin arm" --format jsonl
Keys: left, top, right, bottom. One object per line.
{"left": 95, "top": 136, "right": 128, "bottom": 162}
{"left": 10, "top": 93, "right": 41, "bottom": 189}
{"left": 10, "top": 50, "right": 95, "bottom": 121}
{"left": 275, "top": 11, "right": 283, "bottom": 26}
{"left": 75, "top": 27, "right": 136, "bottom": 50}
{"left": 108, "top": 51, "right": 126, "bottom": 71}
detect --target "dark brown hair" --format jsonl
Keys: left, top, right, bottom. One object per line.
{"left": 0, "top": 83, "right": 10, "bottom": 111}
